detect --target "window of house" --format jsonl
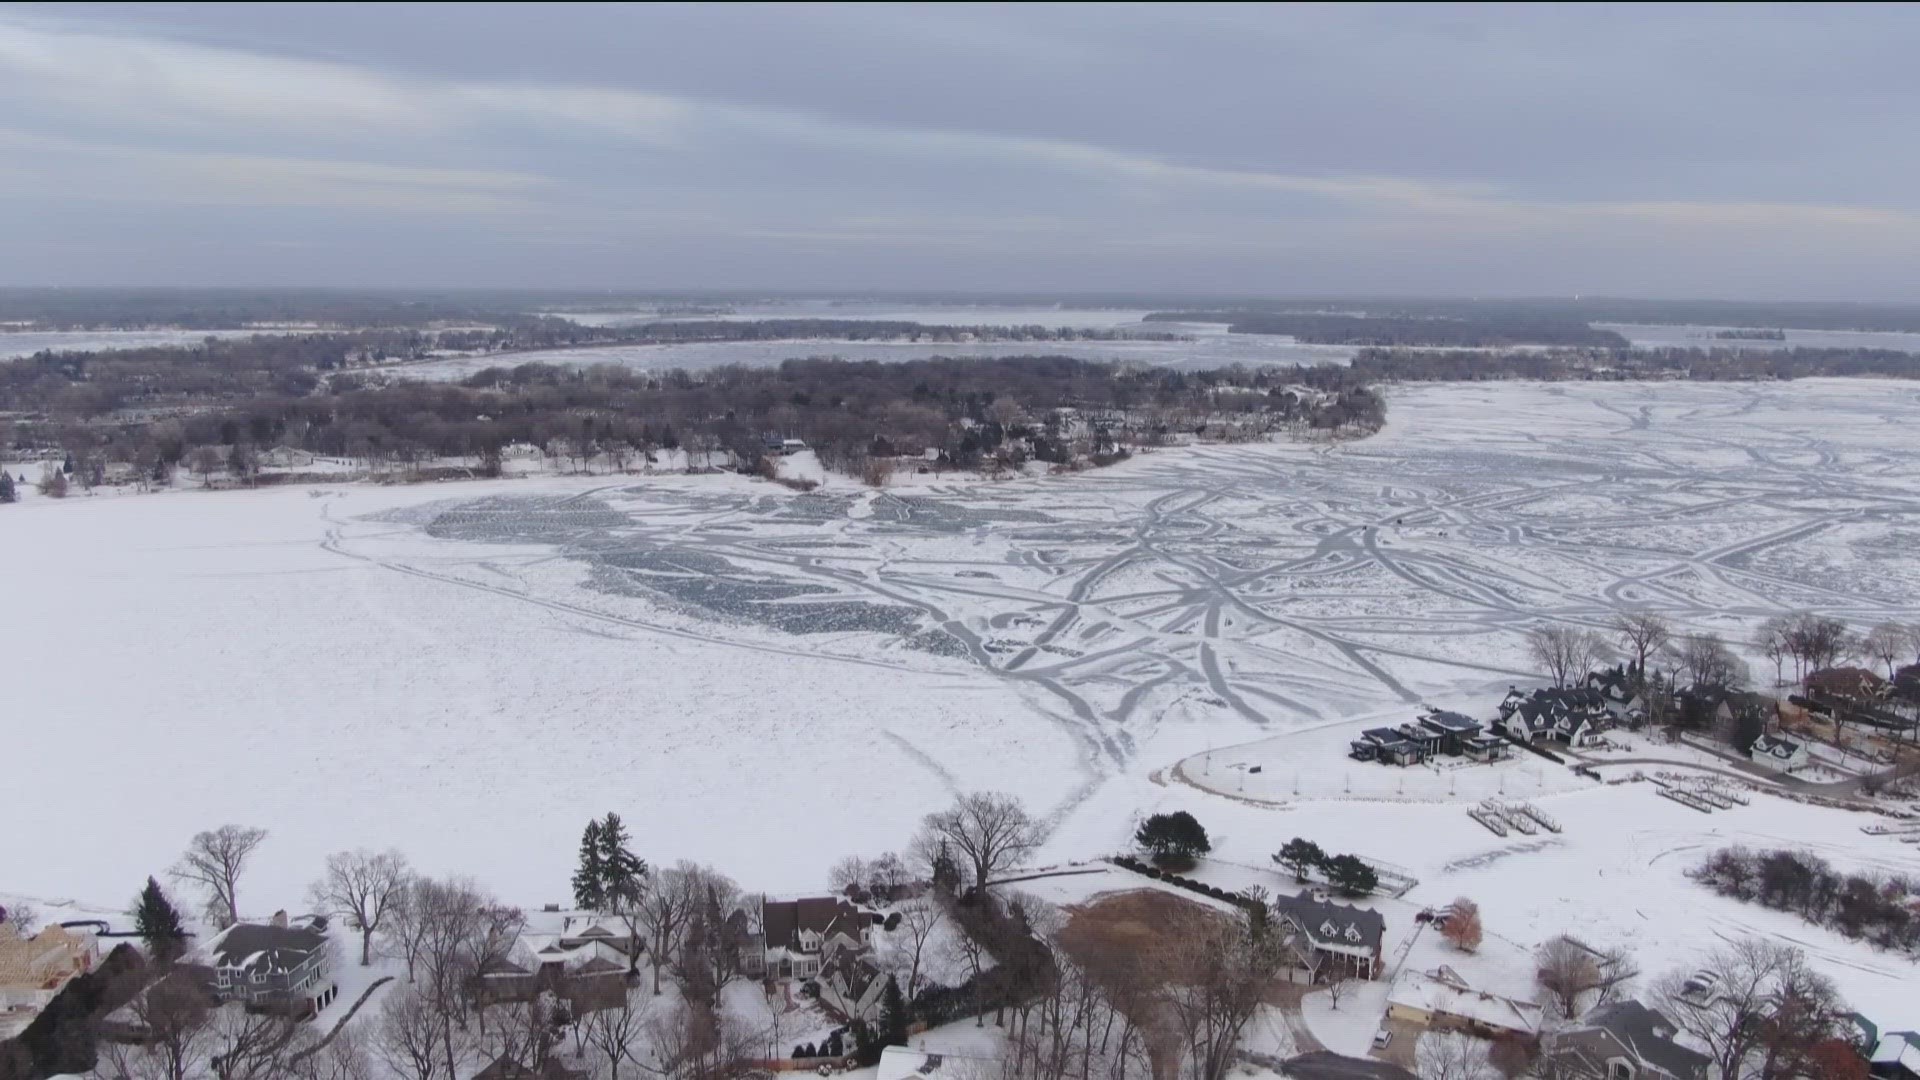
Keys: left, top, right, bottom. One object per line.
{"left": 1608, "top": 1062, "right": 1634, "bottom": 1080}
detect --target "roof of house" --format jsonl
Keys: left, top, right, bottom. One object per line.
{"left": 1271, "top": 890, "right": 1385, "bottom": 952}
{"left": 1279, "top": 1051, "right": 1416, "bottom": 1079}
{"left": 876, "top": 1047, "right": 1002, "bottom": 1080}
{"left": 1873, "top": 1031, "right": 1920, "bottom": 1073}
{"left": 1387, "top": 967, "right": 1543, "bottom": 1035}
{"left": 1360, "top": 727, "right": 1412, "bottom": 748}
{"left": 1574, "top": 999, "right": 1711, "bottom": 1080}
{"left": 1419, "top": 710, "right": 1481, "bottom": 734}
{"left": 1750, "top": 733, "right": 1803, "bottom": 760}
{"left": 207, "top": 922, "right": 327, "bottom": 976}
{"left": 762, "top": 897, "right": 867, "bottom": 952}
{"left": 820, "top": 946, "right": 884, "bottom": 998}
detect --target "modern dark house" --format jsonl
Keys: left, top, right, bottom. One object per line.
{"left": 1351, "top": 709, "right": 1510, "bottom": 766}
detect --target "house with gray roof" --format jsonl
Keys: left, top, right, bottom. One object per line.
{"left": 206, "top": 911, "right": 336, "bottom": 1017}
{"left": 1543, "top": 999, "right": 1711, "bottom": 1079}
{"left": 1269, "top": 889, "right": 1386, "bottom": 981}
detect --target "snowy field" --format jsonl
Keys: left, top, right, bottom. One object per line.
{"left": 7, "top": 379, "right": 1920, "bottom": 956}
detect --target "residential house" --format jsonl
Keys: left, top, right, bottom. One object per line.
{"left": 1872, "top": 1030, "right": 1920, "bottom": 1079}
{"left": 1748, "top": 733, "right": 1810, "bottom": 774}
{"left": 1497, "top": 686, "right": 1612, "bottom": 747}
{"left": 1386, "top": 966, "right": 1544, "bottom": 1039}
{"left": 1268, "top": 889, "right": 1386, "bottom": 981}
{"left": 477, "top": 929, "right": 631, "bottom": 1011}
{"left": 818, "top": 945, "right": 887, "bottom": 1020}
{"left": 1542, "top": 999, "right": 1712, "bottom": 1080}
{"left": 877, "top": 1047, "right": 1002, "bottom": 1080}
{"left": 756, "top": 897, "right": 873, "bottom": 980}
{"left": 1588, "top": 665, "right": 1651, "bottom": 725}
{"left": 1350, "top": 709, "right": 1508, "bottom": 767}
{"left": 207, "top": 912, "right": 337, "bottom": 1017}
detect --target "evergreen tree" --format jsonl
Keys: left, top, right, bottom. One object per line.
{"left": 1323, "top": 854, "right": 1379, "bottom": 897}
{"left": 1134, "top": 811, "right": 1211, "bottom": 868}
{"left": 595, "top": 812, "right": 648, "bottom": 902}
{"left": 1274, "top": 837, "right": 1326, "bottom": 882}
{"left": 880, "top": 974, "right": 909, "bottom": 1049}
{"left": 571, "top": 817, "right": 607, "bottom": 910}
{"left": 0, "top": 470, "right": 14, "bottom": 504}
{"left": 930, "top": 840, "right": 960, "bottom": 896}
{"left": 133, "top": 877, "right": 187, "bottom": 962}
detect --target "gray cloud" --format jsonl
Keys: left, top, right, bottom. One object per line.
{"left": 2, "top": 3, "right": 1917, "bottom": 297}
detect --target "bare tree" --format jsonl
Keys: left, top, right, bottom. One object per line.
{"left": 1534, "top": 935, "right": 1637, "bottom": 1021}
{"left": 637, "top": 862, "right": 700, "bottom": 996}
{"left": 1416, "top": 1031, "right": 1499, "bottom": 1080}
{"left": 1862, "top": 623, "right": 1907, "bottom": 681}
{"left": 1676, "top": 633, "right": 1743, "bottom": 690}
{"left": 888, "top": 901, "right": 946, "bottom": 1005}
{"left": 0, "top": 901, "right": 38, "bottom": 936}
{"left": 100, "top": 972, "right": 217, "bottom": 1080}
{"left": 1002, "top": 949, "right": 1148, "bottom": 1080}
{"left": 189, "top": 446, "right": 224, "bottom": 488}
{"left": 1323, "top": 977, "right": 1352, "bottom": 1011}
{"left": 384, "top": 882, "right": 436, "bottom": 983}
{"left": 206, "top": 1003, "right": 301, "bottom": 1080}
{"left": 1784, "top": 613, "right": 1851, "bottom": 685}
{"left": 1164, "top": 911, "right": 1274, "bottom": 1080}
{"left": 285, "top": 1023, "right": 374, "bottom": 1080}
{"left": 913, "top": 791, "right": 1047, "bottom": 895}
{"left": 1612, "top": 612, "right": 1672, "bottom": 681}
{"left": 1754, "top": 616, "right": 1792, "bottom": 688}
{"left": 372, "top": 986, "right": 452, "bottom": 1080}
{"left": 582, "top": 990, "right": 653, "bottom": 1080}
{"left": 634, "top": 1001, "right": 752, "bottom": 1080}
{"left": 828, "top": 855, "right": 871, "bottom": 899}
{"left": 1525, "top": 625, "right": 1602, "bottom": 688}
{"left": 1651, "top": 938, "right": 1812, "bottom": 1080}
{"left": 173, "top": 825, "right": 268, "bottom": 929}
{"left": 309, "top": 849, "right": 413, "bottom": 966}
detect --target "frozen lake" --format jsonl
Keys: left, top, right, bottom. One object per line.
{"left": 404, "top": 331, "right": 1358, "bottom": 379}
{"left": 1603, "top": 321, "right": 1920, "bottom": 354}
{"left": 7, "top": 379, "right": 1920, "bottom": 914}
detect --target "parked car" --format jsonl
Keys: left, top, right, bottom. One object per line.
{"left": 1372, "top": 1029, "right": 1393, "bottom": 1049}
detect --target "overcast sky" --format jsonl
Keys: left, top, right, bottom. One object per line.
{"left": 3, "top": 2, "right": 1918, "bottom": 298}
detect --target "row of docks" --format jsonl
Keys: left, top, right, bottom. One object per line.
{"left": 1860, "top": 819, "right": 1920, "bottom": 844}
{"left": 1468, "top": 799, "right": 1563, "bottom": 836}
{"left": 1650, "top": 773, "right": 1752, "bottom": 813}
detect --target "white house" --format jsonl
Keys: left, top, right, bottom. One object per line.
{"left": 1748, "top": 733, "right": 1809, "bottom": 774}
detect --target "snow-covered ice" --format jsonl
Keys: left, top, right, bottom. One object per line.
{"left": 6, "top": 379, "right": 1920, "bottom": 1025}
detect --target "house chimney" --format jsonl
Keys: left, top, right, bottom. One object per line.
{"left": 271, "top": 909, "right": 288, "bottom": 928}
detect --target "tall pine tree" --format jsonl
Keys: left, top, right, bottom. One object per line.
{"left": 0, "top": 469, "right": 15, "bottom": 504}
{"left": 595, "top": 813, "right": 647, "bottom": 901}
{"left": 572, "top": 812, "right": 648, "bottom": 913}
{"left": 571, "top": 818, "right": 608, "bottom": 910}
{"left": 880, "top": 974, "right": 909, "bottom": 1049}
{"left": 134, "top": 877, "right": 187, "bottom": 962}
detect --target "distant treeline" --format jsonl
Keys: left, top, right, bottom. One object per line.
{"left": 4, "top": 355, "right": 1384, "bottom": 481}
{"left": 1345, "top": 345, "right": 1920, "bottom": 382}
{"left": 1144, "top": 311, "right": 1629, "bottom": 348}
{"left": 0, "top": 320, "right": 1175, "bottom": 417}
